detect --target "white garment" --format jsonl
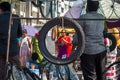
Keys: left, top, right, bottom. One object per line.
{"left": 19, "top": 36, "right": 31, "bottom": 66}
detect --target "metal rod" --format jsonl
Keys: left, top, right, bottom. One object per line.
{"left": 12, "top": 17, "right": 120, "bottom": 21}
{"left": 6, "top": 0, "right": 12, "bottom": 64}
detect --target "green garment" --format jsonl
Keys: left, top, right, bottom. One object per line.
{"left": 32, "top": 37, "right": 44, "bottom": 63}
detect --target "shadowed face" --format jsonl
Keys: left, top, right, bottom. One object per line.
{"left": 22, "top": 32, "right": 27, "bottom": 38}
{"left": 22, "top": 30, "right": 27, "bottom": 38}
{"left": 61, "top": 29, "right": 66, "bottom": 36}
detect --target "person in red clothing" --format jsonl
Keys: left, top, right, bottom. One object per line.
{"left": 55, "top": 30, "right": 72, "bottom": 59}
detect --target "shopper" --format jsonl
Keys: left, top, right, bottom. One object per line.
{"left": 0, "top": 2, "right": 22, "bottom": 80}
{"left": 77, "top": 0, "right": 106, "bottom": 80}
{"left": 19, "top": 29, "right": 32, "bottom": 66}
{"left": 55, "top": 30, "right": 72, "bottom": 59}
{"left": 32, "top": 32, "right": 45, "bottom": 65}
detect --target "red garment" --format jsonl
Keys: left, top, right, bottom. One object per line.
{"left": 63, "top": 36, "right": 72, "bottom": 57}
{"left": 56, "top": 36, "right": 72, "bottom": 59}
{"left": 35, "top": 32, "right": 39, "bottom": 39}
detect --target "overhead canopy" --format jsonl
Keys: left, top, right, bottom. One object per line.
{"left": 22, "top": 25, "right": 38, "bottom": 37}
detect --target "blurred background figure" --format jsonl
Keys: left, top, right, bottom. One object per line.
{"left": 0, "top": 1, "right": 22, "bottom": 80}
{"left": 32, "top": 32, "right": 45, "bottom": 65}
{"left": 19, "top": 29, "right": 32, "bottom": 66}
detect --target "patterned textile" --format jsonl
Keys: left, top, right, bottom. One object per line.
{"left": 0, "top": 55, "right": 20, "bottom": 80}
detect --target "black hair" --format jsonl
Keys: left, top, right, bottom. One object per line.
{"left": 22, "top": 29, "right": 27, "bottom": 33}
{"left": 0, "top": 2, "right": 11, "bottom": 12}
{"left": 66, "top": 32, "right": 69, "bottom": 36}
{"left": 31, "top": 52, "right": 38, "bottom": 61}
{"left": 87, "top": 0, "right": 99, "bottom": 11}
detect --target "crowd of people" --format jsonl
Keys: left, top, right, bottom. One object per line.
{"left": 0, "top": 2, "right": 78, "bottom": 79}
{"left": 0, "top": 1, "right": 45, "bottom": 80}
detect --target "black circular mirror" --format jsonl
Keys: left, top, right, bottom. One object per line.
{"left": 38, "top": 17, "right": 85, "bottom": 65}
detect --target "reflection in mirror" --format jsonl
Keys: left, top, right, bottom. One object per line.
{"left": 45, "top": 25, "right": 78, "bottom": 59}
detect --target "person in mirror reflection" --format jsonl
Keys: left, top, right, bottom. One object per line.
{"left": 76, "top": 0, "right": 106, "bottom": 80}
{"left": 55, "top": 29, "right": 72, "bottom": 59}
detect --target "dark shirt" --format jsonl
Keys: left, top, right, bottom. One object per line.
{"left": 0, "top": 11, "right": 22, "bottom": 56}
